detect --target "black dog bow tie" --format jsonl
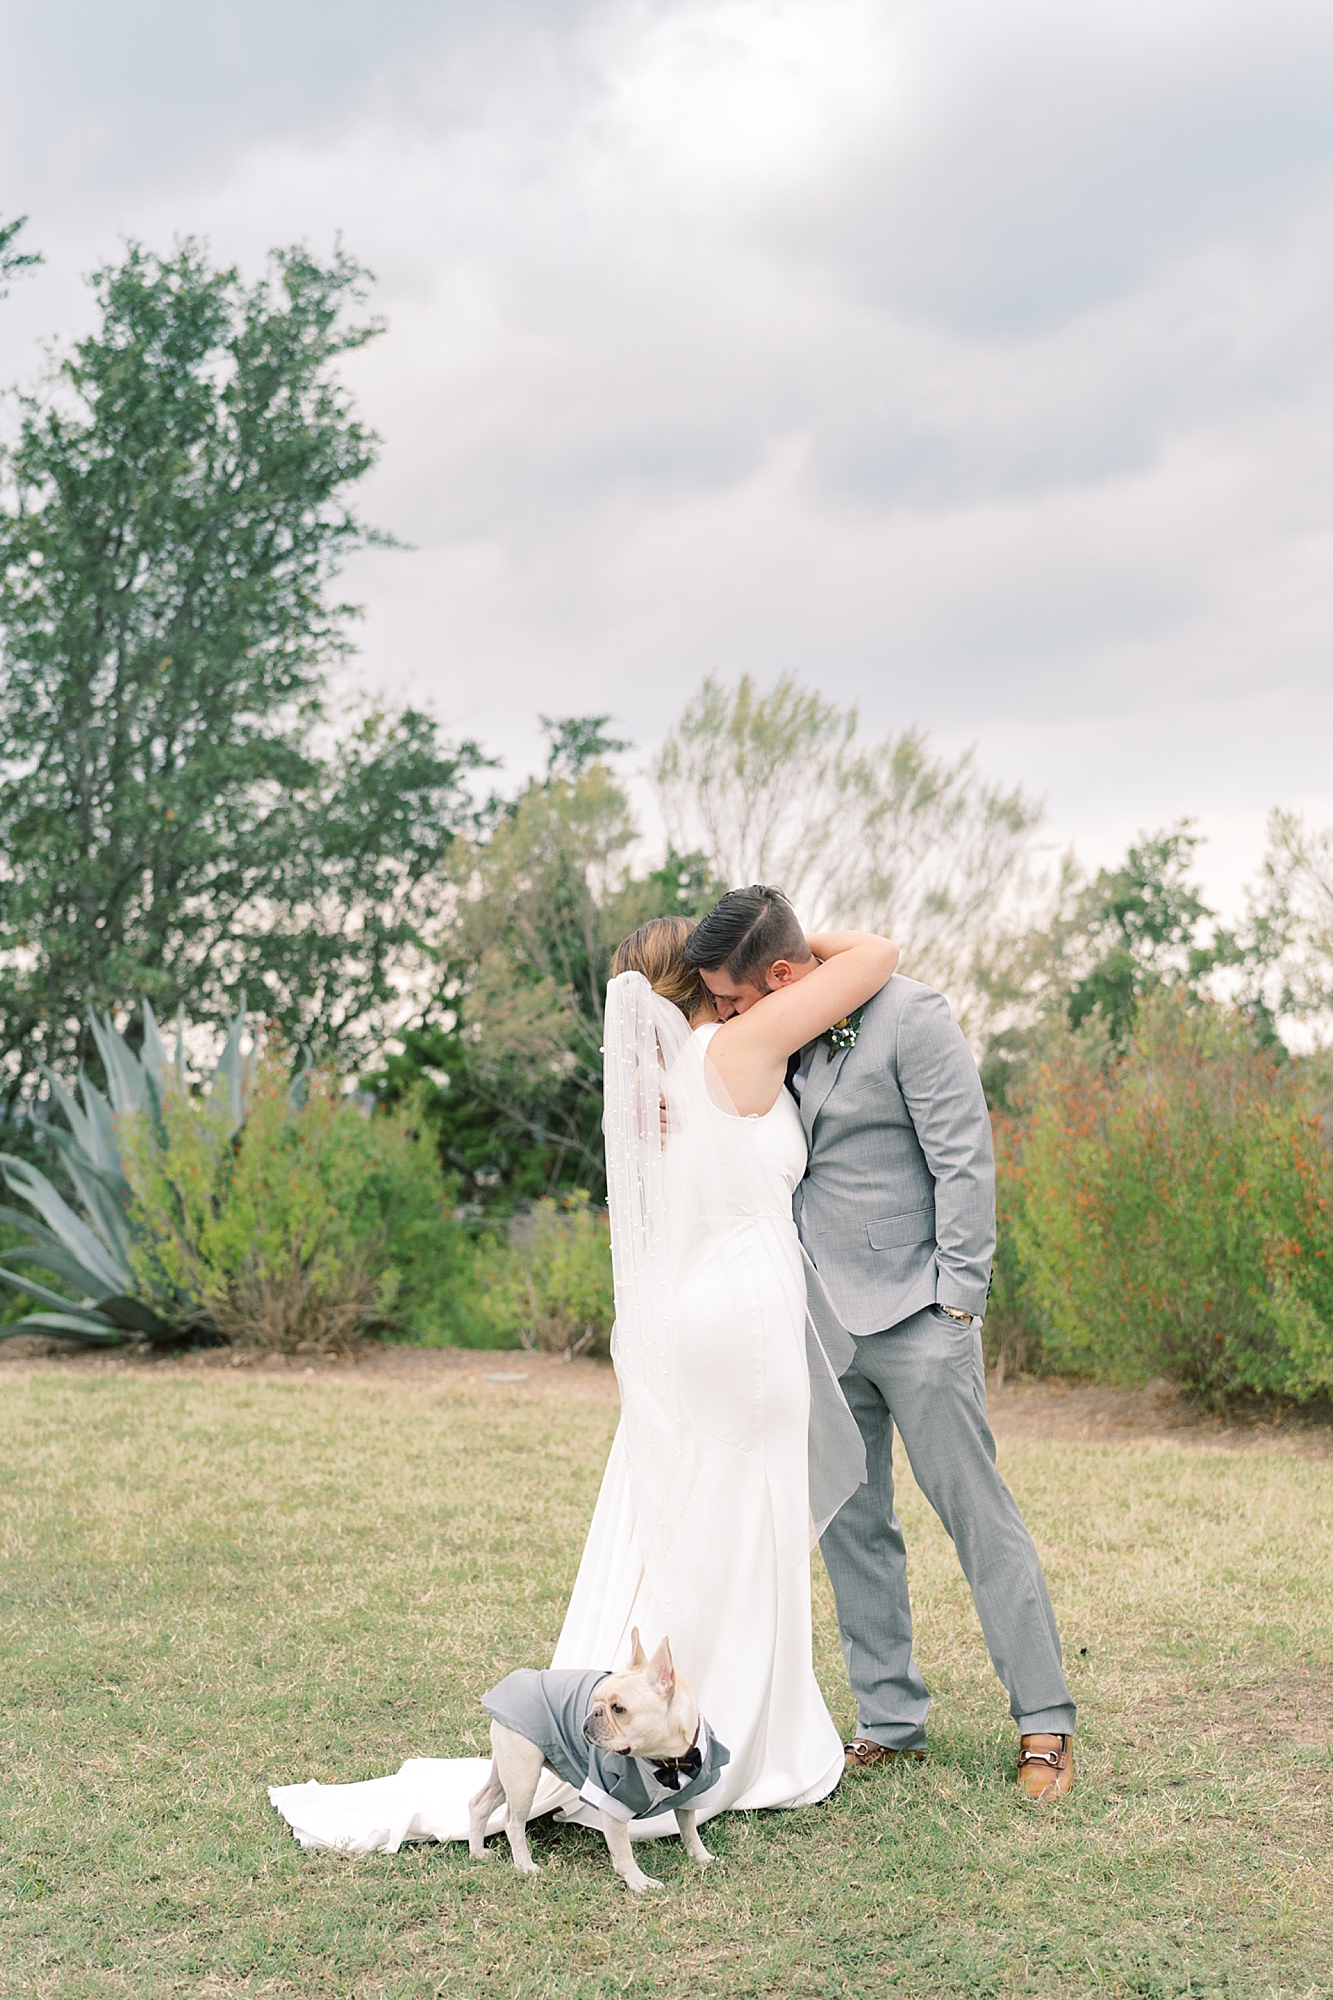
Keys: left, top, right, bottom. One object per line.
{"left": 650, "top": 1745, "right": 703, "bottom": 1791}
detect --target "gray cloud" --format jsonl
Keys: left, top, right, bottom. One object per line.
{"left": 0, "top": 0, "right": 568, "bottom": 204}
{"left": 2, "top": 0, "right": 1331, "bottom": 913}
{"left": 794, "top": 4, "right": 1333, "bottom": 337}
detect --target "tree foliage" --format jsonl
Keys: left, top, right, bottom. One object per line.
{"left": 376, "top": 718, "right": 713, "bottom": 1205}
{"left": 1246, "top": 809, "right": 1333, "bottom": 1032}
{"left": 1064, "top": 827, "right": 1231, "bottom": 1041}
{"left": 654, "top": 673, "right": 1041, "bottom": 1020}
{"left": 0, "top": 239, "right": 484, "bottom": 1099}
{"left": 0, "top": 216, "right": 42, "bottom": 298}
{"left": 977, "top": 825, "right": 1250, "bottom": 1106}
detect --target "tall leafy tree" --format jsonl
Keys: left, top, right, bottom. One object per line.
{"left": 0, "top": 239, "right": 485, "bottom": 1100}
{"left": 655, "top": 672, "right": 1041, "bottom": 1026}
{"left": 977, "top": 825, "right": 1246, "bottom": 1106}
{"left": 376, "top": 718, "right": 712, "bottom": 1204}
{"left": 1065, "top": 826, "right": 1228, "bottom": 1042}
{"left": 1245, "top": 808, "right": 1333, "bottom": 1032}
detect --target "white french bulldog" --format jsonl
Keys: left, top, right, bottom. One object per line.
{"left": 467, "top": 1630, "right": 719, "bottom": 1894}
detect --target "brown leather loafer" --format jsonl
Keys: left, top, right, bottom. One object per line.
{"left": 1017, "top": 1733, "right": 1074, "bottom": 1800}
{"left": 844, "top": 1738, "right": 926, "bottom": 1770}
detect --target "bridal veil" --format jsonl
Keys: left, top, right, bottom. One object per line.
{"left": 601, "top": 970, "right": 866, "bottom": 1629}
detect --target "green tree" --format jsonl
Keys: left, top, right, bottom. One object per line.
{"left": 1245, "top": 808, "right": 1333, "bottom": 1031}
{"left": 977, "top": 825, "right": 1248, "bottom": 1106}
{"left": 376, "top": 718, "right": 713, "bottom": 1205}
{"left": 0, "top": 238, "right": 485, "bottom": 1100}
{"left": 0, "top": 216, "right": 42, "bottom": 298}
{"left": 1065, "top": 826, "right": 1228, "bottom": 1042}
{"left": 655, "top": 673, "right": 1041, "bottom": 1026}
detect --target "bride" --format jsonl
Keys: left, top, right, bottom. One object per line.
{"left": 270, "top": 914, "right": 898, "bottom": 1854}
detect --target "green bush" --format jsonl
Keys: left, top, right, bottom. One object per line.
{"left": 0, "top": 1000, "right": 249, "bottom": 1348}
{"left": 469, "top": 1191, "right": 614, "bottom": 1358}
{"left": 994, "top": 993, "right": 1333, "bottom": 1401}
{"left": 120, "top": 1054, "right": 480, "bottom": 1351}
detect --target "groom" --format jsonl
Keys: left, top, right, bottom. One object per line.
{"left": 685, "top": 885, "right": 1076, "bottom": 1801}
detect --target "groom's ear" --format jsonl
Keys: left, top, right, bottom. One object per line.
{"left": 766, "top": 948, "right": 816, "bottom": 991}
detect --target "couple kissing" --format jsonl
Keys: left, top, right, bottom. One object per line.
{"left": 270, "top": 885, "right": 1074, "bottom": 1865}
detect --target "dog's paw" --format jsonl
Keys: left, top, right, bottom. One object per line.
{"left": 513, "top": 1859, "right": 542, "bottom": 1877}
{"left": 622, "top": 1871, "right": 663, "bottom": 1894}
{"left": 692, "top": 1846, "right": 714, "bottom": 1867}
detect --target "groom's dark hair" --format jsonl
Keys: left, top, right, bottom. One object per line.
{"left": 684, "top": 885, "right": 812, "bottom": 988}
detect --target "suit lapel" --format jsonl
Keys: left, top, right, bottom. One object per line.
{"left": 800, "top": 1037, "right": 850, "bottom": 1140}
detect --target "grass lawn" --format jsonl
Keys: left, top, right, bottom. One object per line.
{"left": 1, "top": 1358, "right": 1330, "bottom": 1999}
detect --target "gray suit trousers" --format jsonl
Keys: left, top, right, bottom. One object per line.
{"left": 819, "top": 1305, "right": 1076, "bottom": 1748}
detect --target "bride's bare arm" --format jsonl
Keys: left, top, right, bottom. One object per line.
{"left": 804, "top": 929, "right": 893, "bottom": 966}
{"left": 707, "top": 932, "right": 899, "bottom": 1115}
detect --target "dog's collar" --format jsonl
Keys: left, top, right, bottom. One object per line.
{"left": 649, "top": 1721, "right": 703, "bottom": 1791}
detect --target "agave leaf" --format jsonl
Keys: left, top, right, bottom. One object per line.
{"left": 0, "top": 1154, "right": 129, "bottom": 1295}
{"left": 74, "top": 1067, "right": 121, "bottom": 1175}
{"left": 0, "top": 1209, "right": 114, "bottom": 1298}
{"left": 213, "top": 1000, "right": 248, "bottom": 1137}
{"left": 0, "top": 1203, "right": 78, "bottom": 1256}
{"left": 0, "top": 1264, "right": 100, "bottom": 1313}
{"left": 173, "top": 1002, "right": 187, "bottom": 1087}
{"left": 44, "top": 1121, "right": 133, "bottom": 1205}
{"left": 95, "top": 1294, "right": 178, "bottom": 1336}
{"left": 0, "top": 1237, "right": 115, "bottom": 1299}
{"left": 0, "top": 1267, "right": 175, "bottom": 1341}
{"left": 0, "top": 1309, "right": 122, "bottom": 1344}
{"left": 40, "top": 1065, "right": 100, "bottom": 1164}
{"left": 132, "top": 1001, "right": 169, "bottom": 1142}
{"left": 41, "top": 1130, "right": 134, "bottom": 1265}
{"left": 87, "top": 1009, "right": 148, "bottom": 1118}
{"left": 140, "top": 999, "right": 169, "bottom": 1082}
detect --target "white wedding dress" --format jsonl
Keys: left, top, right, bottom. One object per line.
{"left": 270, "top": 1001, "right": 852, "bottom": 1854}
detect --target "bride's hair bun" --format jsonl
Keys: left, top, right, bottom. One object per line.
{"left": 611, "top": 918, "right": 712, "bottom": 1022}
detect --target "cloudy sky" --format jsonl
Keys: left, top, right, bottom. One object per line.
{"left": 2, "top": 0, "right": 1332, "bottom": 912}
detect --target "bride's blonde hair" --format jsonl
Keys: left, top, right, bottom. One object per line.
{"left": 611, "top": 917, "right": 714, "bottom": 1023}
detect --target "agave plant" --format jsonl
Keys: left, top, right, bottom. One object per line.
{"left": 0, "top": 1001, "right": 252, "bottom": 1346}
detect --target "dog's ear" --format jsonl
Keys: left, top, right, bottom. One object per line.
{"left": 628, "top": 1626, "right": 649, "bottom": 1670}
{"left": 645, "top": 1634, "right": 676, "bottom": 1698}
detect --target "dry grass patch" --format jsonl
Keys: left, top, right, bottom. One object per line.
{"left": 0, "top": 1365, "right": 1329, "bottom": 1999}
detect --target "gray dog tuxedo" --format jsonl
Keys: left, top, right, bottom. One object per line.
{"left": 792, "top": 974, "right": 1076, "bottom": 1750}
{"left": 481, "top": 1668, "right": 731, "bottom": 1824}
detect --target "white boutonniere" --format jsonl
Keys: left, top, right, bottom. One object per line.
{"left": 822, "top": 1005, "right": 864, "bottom": 1062}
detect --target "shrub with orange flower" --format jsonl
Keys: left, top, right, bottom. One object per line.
{"left": 991, "top": 993, "right": 1333, "bottom": 1401}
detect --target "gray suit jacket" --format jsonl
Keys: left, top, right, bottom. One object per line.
{"left": 793, "top": 974, "right": 995, "bottom": 1336}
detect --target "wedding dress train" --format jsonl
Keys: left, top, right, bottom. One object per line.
{"left": 270, "top": 1002, "right": 855, "bottom": 1853}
